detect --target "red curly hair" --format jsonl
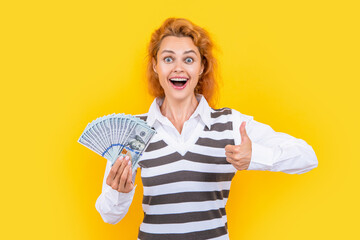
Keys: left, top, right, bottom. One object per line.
{"left": 146, "top": 18, "right": 220, "bottom": 107}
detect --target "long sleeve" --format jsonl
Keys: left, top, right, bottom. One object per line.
{"left": 95, "top": 160, "right": 137, "bottom": 224}
{"left": 232, "top": 109, "right": 318, "bottom": 174}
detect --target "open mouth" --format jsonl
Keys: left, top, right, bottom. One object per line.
{"left": 169, "top": 78, "right": 189, "bottom": 89}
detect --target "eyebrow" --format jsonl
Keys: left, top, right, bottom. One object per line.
{"left": 160, "top": 49, "right": 198, "bottom": 56}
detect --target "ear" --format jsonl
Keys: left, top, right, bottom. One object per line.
{"left": 152, "top": 58, "right": 157, "bottom": 73}
{"left": 200, "top": 62, "right": 205, "bottom": 75}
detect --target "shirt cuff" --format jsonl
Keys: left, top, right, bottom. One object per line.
{"left": 104, "top": 185, "right": 136, "bottom": 205}
{"left": 248, "top": 142, "right": 274, "bottom": 171}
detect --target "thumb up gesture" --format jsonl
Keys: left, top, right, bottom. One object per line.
{"left": 225, "top": 121, "right": 252, "bottom": 171}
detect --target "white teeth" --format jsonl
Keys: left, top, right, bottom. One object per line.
{"left": 169, "top": 78, "right": 188, "bottom": 81}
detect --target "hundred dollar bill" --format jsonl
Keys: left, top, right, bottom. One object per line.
{"left": 118, "top": 122, "right": 155, "bottom": 174}
{"left": 78, "top": 114, "right": 156, "bottom": 172}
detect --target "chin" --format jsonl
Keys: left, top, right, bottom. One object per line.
{"left": 165, "top": 90, "right": 195, "bottom": 101}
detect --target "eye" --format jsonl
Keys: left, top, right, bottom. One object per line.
{"left": 185, "top": 57, "right": 194, "bottom": 63}
{"left": 164, "top": 57, "right": 172, "bottom": 63}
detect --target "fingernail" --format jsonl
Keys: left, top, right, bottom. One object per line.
{"left": 125, "top": 156, "right": 130, "bottom": 160}
{"left": 119, "top": 156, "right": 124, "bottom": 160}
{"left": 127, "top": 160, "right": 131, "bottom": 165}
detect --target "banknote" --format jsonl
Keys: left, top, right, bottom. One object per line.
{"left": 119, "top": 122, "right": 155, "bottom": 172}
{"left": 78, "top": 114, "right": 155, "bottom": 173}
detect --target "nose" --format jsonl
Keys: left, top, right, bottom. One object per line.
{"left": 173, "top": 59, "right": 185, "bottom": 73}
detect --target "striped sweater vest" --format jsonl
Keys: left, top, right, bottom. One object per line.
{"left": 136, "top": 108, "right": 237, "bottom": 240}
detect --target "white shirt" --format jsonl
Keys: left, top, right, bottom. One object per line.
{"left": 95, "top": 94, "right": 318, "bottom": 225}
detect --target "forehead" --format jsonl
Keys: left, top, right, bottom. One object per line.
{"left": 158, "top": 36, "right": 199, "bottom": 55}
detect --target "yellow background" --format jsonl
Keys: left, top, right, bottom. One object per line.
{"left": 1, "top": 0, "right": 359, "bottom": 239}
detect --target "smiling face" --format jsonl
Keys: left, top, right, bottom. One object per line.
{"left": 153, "top": 36, "right": 204, "bottom": 102}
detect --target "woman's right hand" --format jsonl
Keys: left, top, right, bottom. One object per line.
{"left": 106, "top": 155, "right": 134, "bottom": 193}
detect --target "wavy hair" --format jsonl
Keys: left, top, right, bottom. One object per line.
{"left": 146, "top": 18, "right": 220, "bottom": 107}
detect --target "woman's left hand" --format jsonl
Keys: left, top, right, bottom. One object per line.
{"left": 225, "top": 121, "right": 252, "bottom": 171}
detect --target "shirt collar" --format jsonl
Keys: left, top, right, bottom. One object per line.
{"left": 146, "top": 94, "right": 212, "bottom": 129}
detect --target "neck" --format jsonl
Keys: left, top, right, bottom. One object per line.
{"left": 160, "top": 94, "right": 199, "bottom": 134}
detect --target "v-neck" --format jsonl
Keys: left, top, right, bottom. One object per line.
{"left": 156, "top": 118, "right": 205, "bottom": 156}
{"left": 145, "top": 94, "right": 212, "bottom": 156}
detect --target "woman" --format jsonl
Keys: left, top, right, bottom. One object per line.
{"left": 95, "top": 18, "right": 318, "bottom": 240}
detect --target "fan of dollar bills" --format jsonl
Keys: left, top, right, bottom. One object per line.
{"left": 78, "top": 113, "right": 156, "bottom": 173}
